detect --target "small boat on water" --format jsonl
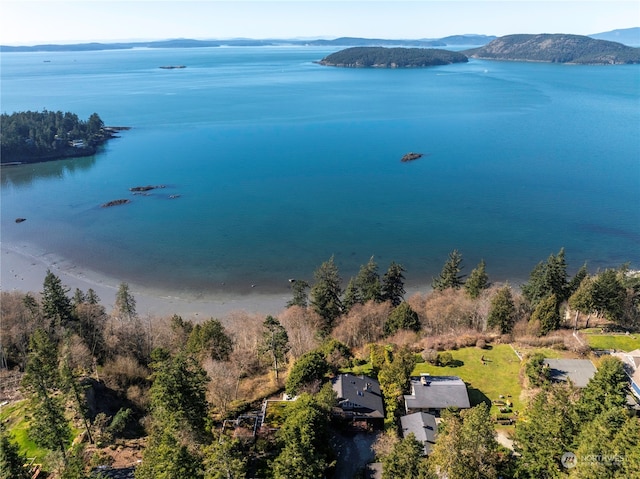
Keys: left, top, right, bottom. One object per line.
{"left": 159, "top": 65, "right": 186, "bottom": 69}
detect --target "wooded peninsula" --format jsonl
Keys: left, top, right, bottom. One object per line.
{"left": 0, "top": 111, "right": 126, "bottom": 164}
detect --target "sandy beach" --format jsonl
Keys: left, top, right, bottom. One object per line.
{"left": 0, "top": 241, "right": 290, "bottom": 320}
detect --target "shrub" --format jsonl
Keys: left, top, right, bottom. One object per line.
{"left": 436, "top": 352, "right": 454, "bottom": 367}
{"left": 422, "top": 349, "right": 439, "bottom": 364}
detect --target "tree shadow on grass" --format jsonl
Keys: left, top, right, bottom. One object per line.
{"left": 445, "top": 359, "right": 464, "bottom": 368}
{"left": 465, "top": 383, "right": 491, "bottom": 408}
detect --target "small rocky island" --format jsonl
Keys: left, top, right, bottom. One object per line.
{"left": 317, "top": 47, "right": 468, "bottom": 68}
{"left": 130, "top": 185, "right": 166, "bottom": 192}
{"left": 401, "top": 152, "right": 423, "bottom": 162}
{"left": 101, "top": 199, "right": 131, "bottom": 208}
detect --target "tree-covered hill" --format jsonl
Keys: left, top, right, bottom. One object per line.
{"left": 316, "top": 47, "right": 468, "bottom": 68}
{"left": 466, "top": 33, "right": 640, "bottom": 64}
{"left": 0, "top": 110, "right": 122, "bottom": 164}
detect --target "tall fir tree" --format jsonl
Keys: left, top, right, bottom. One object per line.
{"left": 22, "top": 329, "right": 71, "bottom": 458}
{"left": 272, "top": 394, "right": 333, "bottom": 479}
{"left": 432, "top": 250, "right": 465, "bottom": 291}
{"left": 354, "top": 256, "right": 382, "bottom": 303}
{"left": 522, "top": 248, "right": 568, "bottom": 307}
{"left": 382, "top": 433, "right": 429, "bottom": 479}
{"left": 531, "top": 293, "right": 561, "bottom": 335}
{"left": 203, "top": 437, "right": 248, "bottom": 479}
{"left": 342, "top": 277, "right": 361, "bottom": 313}
{"left": 577, "top": 356, "right": 629, "bottom": 419}
{"left": 514, "top": 385, "right": 580, "bottom": 479}
{"left": 429, "top": 403, "right": 506, "bottom": 479}
{"left": 310, "top": 256, "right": 343, "bottom": 333}
{"left": 487, "top": 285, "right": 516, "bottom": 334}
{"left": 42, "top": 269, "right": 74, "bottom": 330}
{"left": 464, "top": 259, "right": 489, "bottom": 299}
{"left": 114, "top": 282, "right": 137, "bottom": 322}
{"left": 381, "top": 262, "right": 406, "bottom": 307}
{"left": 286, "top": 279, "right": 310, "bottom": 308}
{"left": 148, "top": 350, "right": 210, "bottom": 439}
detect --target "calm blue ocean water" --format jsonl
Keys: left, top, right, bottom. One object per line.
{"left": 1, "top": 47, "right": 639, "bottom": 294}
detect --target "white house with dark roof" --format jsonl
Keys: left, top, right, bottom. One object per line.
{"left": 400, "top": 412, "right": 438, "bottom": 455}
{"left": 543, "top": 359, "right": 597, "bottom": 388}
{"left": 331, "top": 373, "right": 384, "bottom": 426}
{"left": 403, "top": 375, "right": 470, "bottom": 415}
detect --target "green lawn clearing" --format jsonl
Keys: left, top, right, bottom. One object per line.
{"left": 411, "top": 344, "right": 523, "bottom": 417}
{"left": 581, "top": 332, "right": 640, "bottom": 352}
{"left": 0, "top": 400, "right": 50, "bottom": 462}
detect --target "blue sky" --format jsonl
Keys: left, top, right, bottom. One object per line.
{"left": 1, "top": 1, "right": 638, "bottom": 45}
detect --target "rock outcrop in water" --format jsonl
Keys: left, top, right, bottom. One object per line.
{"left": 101, "top": 199, "right": 130, "bottom": 208}
{"left": 401, "top": 152, "right": 423, "bottom": 162}
{"left": 129, "top": 185, "right": 165, "bottom": 192}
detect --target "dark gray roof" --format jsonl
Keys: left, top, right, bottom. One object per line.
{"left": 332, "top": 374, "right": 384, "bottom": 418}
{"left": 400, "top": 412, "right": 437, "bottom": 455}
{"left": 404, "top": 375, "right": 470, "bottom": 411}
{"left": 543, "top": 359, "right": 597, "bottom": 388}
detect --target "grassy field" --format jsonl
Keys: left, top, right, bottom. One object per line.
{"left": 411, "top": 344, "right": 524, "bottom": 416}
{"left": 0, "top": 400, "right": 50, "bottom": 461}
{"left": 581, "top": 331, "right": 640, "bottom": 352}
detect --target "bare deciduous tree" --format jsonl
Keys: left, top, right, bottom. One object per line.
{"left": 332, "top": 300, "right": 390, "bottom": 349}
{"left": 279, "top": 306, "right": 321, "bottom": 359}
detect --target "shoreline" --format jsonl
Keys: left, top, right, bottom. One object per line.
{"left": 0, "top": 242, "right": 291, "bottom": 320}
{"left": 2, "top": 241, "right": 532, "bottom": 323}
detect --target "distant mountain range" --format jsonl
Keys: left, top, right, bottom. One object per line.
{"left": 1, "top": 29, "right": 637, "bottom": 54}
{"left": 589, "top": 27, "right": 640, "bottom": 46}
{"left": 0, "top": 35, "right": 497, "bottom": 52}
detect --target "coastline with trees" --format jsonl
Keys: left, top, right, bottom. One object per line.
{"left": 1, "top": 245, "right": 638, "bottom": 478}
{"left": 0, "top": 110, "right": 127, "bottom": 165}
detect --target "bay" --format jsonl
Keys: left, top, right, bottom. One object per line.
{"left": 1, "top": 46, "right": 639, "bottom": 294}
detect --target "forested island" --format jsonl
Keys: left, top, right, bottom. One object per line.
{"left": 0, "top": 111, "right": 126, "bottom": 164}
{"left": 316, "top": 47, "right": 468, "bottom": 68}
{"left": 316, "top": 34, "right": 639, "bottom": 68}
{"left": 466, "top": 33, "right": 640, "bottom": 64}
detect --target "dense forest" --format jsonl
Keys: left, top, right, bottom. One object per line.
{"left": 0, "top": 110, "right": 121, "bottom": 164}
{"left": 1, "top": 248, "right": 639, "bottom": 478}
{"left": 316, "top": 47, "right": 469, "bottom": 68}
{"left": 466, "top": 34, "right": 640, "bottom": 64}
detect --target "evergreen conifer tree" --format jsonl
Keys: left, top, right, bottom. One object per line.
{"left": 432, "top": 250, "right": 465, "bottom": 291}
{"left": 310, "top": 256, "right": 343, "bottom": 332}
{"left": 381, "top": 262, "right": 406, "bottom": 307}
{"left": 464, "top": 259, "right": 489, "bottom": 299}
